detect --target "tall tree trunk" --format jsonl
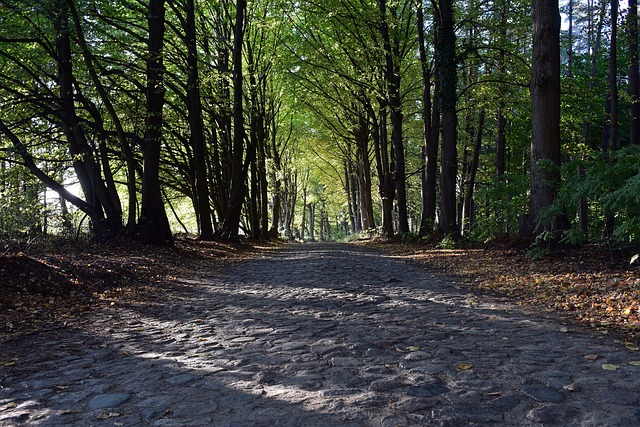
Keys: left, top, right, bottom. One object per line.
{"left": 529, "top": 0, "right": 562, "bottom": 235}
{"left": 436, "top": 0, "right": 459, "bottom": 237}
{"left": 372, "top": 103, "right": 395, "bottom": 238}
{"left": 604, "top": 0, "right": 619, "bottom": 237}
{"left": 417, "top": 1, "right": 438, "bottom": 237}
{"left": 344, "top": 161, "right": 357, "bottom": 233}
{"left": 67, "top": 0, "right": 136, "bottom": 229}
{"left": 216, "top": 0, "right": 247, "bottom": 240}
{"left": 379, "top": 0, "right": 409, "bottom": 234}
{"left": 185, "top": 0, "right": 213, "bottom": 240}
{"left": 355, "top": 116, "right": 375, "bottom": 231}
{"left": 138, "top": 0, "right": 172, "bottom": 244}
{"left": 629, "top": 0, "right": 639, "bottom": 145}
{"left": 300, "top": 171, "right": 309, "bottom": 239}
{"left": 496, "top": 0, "right": 507, "bottom": 177}
{"left": 462, "top": 110, "right": 485, "bottom": 234}
{"left": 54, "top": 1, "right": 122, "bottom": 240}
{"left": 308, "top": 203, "right": 316, "bottom": 242}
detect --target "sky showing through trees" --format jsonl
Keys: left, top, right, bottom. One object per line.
{"left": 0, "top": 0, "right": 638, "bottom": 251}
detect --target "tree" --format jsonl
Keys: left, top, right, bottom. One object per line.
{"left": 435, "top": 0, "right": 459, "bottom": 237}
{"left": 630, "top": 0, "right": 640, "bottom": 145}
{"left": 529, "top": 0, "right": 562, "bottom": 234}
{"left": 136, "top": 0, "right": 173, "bottom": 244}
{"left": 417, "top": 0, "right": 438, "bottom": 236}
{"left": 215, "top": 0, "right": 247, "bottom": 240}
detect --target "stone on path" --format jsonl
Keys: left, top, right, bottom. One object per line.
{"left": 87, "top": 393, "right": 131, "bottom": 409}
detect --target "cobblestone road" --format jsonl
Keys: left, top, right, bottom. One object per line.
{"left": 1, "top": 243, "right": 639, "bottom": 426}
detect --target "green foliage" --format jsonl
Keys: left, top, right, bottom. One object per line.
{"left": 557, "top": 145, "right": 640, "bottom": 246}
{"left": 436, "top": 234, "right": 457, "bottom": 249}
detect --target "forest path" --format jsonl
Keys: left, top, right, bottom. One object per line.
{"left": 1, "top": 242, "right": 639, "bottom": 426}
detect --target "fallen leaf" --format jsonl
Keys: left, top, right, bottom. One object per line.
{"left": 563, "top": 383, "right": 578, "bottom": 391}
{"left": 456, "top": 363, "right": 474, "bottom": 371}
{"left": 602, "top": 364, "right": 620, "bottom": 371}
{"left": 628, "top": 361, "right": 640, "bottom": 366}
{"left": 96, "top": 412, "right": 121, "bottom": 420}
{"left": 198, "top": 337, "right": 208, "bottom": 341}
{"left": 406, "top": 346, "right": 420, "bottom": 352}
{"left": 584, "top": 354, "right": 598, "bottom": 361}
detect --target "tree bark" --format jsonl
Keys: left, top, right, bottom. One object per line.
{"left": 604, "top": 0, "right": 619, "bottom": 237}
{"left": 417, "top": 1, "right": 438, "bottom": 237}
{"left": 462, "top": 110, "right": 485, "bottom": 234}
{"left": 436, "top": 0, "right": 459, "bottom": 237}
{"left": 138, "top": 0, "right": 173, "bottom": 244}
{"left": 629, "top": 0, "right": 639, "bottom": 145}
{"left": 216, "top": 0, "right": 247, "bottom": 240}
{"left": 67, "top": 0, "right": 136, "bottom": 229}
{"left": 379, "top": 0, "right": 409, "bottom": 234}
{"left": 529, "top": 0, "right": 562, "bottom": 234}
{"left": 53, "top": 1, "right": 123, "bottom": 240}
{"left": 185, "top": 0, "right": 214, "bottom": 240}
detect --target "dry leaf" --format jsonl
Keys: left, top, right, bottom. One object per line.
{"left": 406, "top": 346, "right": 420, "bottom": 352}
{"left": 602, "top": 364, "right": 620, "bottom": 370}
{"left": 456, "top": 363, "right": 474, "bottom": 371}
{"left": 584, "top": 354, "right": 598, "bottom": 361}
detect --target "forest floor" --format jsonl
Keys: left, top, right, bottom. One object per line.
{"left": 0, "top": 236, "right": 277, "bottom": 342}
{"left": 0, "top": 236, "right": 638, "bottom": 344}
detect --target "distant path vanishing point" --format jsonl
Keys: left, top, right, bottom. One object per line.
{"left": 1, "top": 242, "right": 639, "bottom": 426}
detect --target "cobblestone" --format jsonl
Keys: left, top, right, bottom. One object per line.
{"left": 1, "top": 243, "right": 639, "bottom": 426}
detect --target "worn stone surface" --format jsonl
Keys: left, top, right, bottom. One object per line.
{"left": 1, "top": 243, "right": 640, "bottom": 426}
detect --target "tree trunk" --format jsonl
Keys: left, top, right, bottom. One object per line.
{"left": 185, "top": 0, "right": 214, "bottom": 240}
{"left": 462, "top": 110, "right": 485, "bottom": 234}
{"left": 629, "top": 0, "right": 639, "bottom": 145}
{"left": 138, "top": 0, "right": 172, "bottom": 244}
{"left": 300, "top": 171, "right": 309, "bottom": 239}
{"left": 604, "top": 0, "right": 619, "bottom": 237}
{"left": 54, "top": 1, "right": 122, "bottom": 240}
{"left": 372, "top": 103, "right": 395, "bottom": 238}
{"left": 379, "top": 0, "right": 409, "bottom": 234}
{"left": 344, "top": 161, "right": 357, "bottom": 233}
{"left": 67, "top": 0, "right": 136, "bottom": 229}
{"left": 355, "top": 116, "right": 375, "bottom": 231}
{"left": 496, "top": 0, "right": 507, "bottom": 177}
{"left": 216, "top": 0, "right": 247, "bottom": 240}
{"left": 529, "top": 0, "right": 562, "bottom": 235}
{"left": 436, "top": 0, "right": 459, "bottom": 237}
{"left": 308, "top": 203, "right": 316, "bottom": 242}
{"left": 417, "top": 1, "right": 438, "bottom": 237}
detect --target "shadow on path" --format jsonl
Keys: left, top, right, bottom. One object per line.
{"left": 1, "top": 243, "right": 639, "bottom": 426}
